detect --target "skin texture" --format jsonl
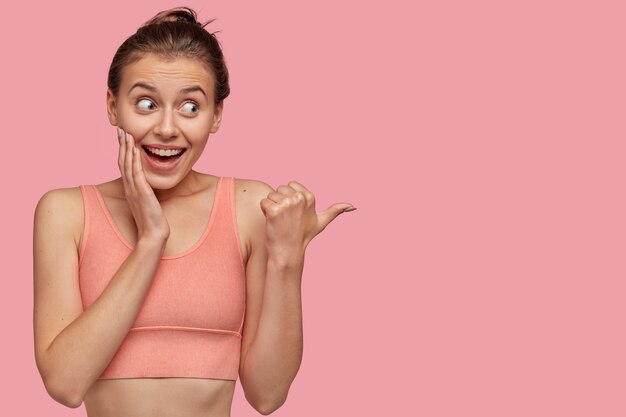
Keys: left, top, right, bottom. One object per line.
{"left": 33, "top": 53, "right": 354, "bottom": 416}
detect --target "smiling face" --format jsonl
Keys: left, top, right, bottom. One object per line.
{"left": 106, "top": 53, "right": 223, "bottom": 190}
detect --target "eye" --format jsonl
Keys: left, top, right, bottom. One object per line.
{"left": 182, "top": 101, "right": 199, "bottom": 115}
{"left": 136, "top": 98, "right": 155, "bottom": 112}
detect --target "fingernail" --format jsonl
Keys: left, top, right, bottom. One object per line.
{"left": 125, "top": 132, "right": 129, "bottom": 143}
{"left": 132, "top": 146, "right": 137, "bottom": 155}
{"left": 343, "top": 207, "right": 357, "bottom": 213}
{"left": 116, "top": 127, "right": 121, "bottom": 139}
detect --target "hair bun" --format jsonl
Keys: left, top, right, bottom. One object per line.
{"left": 143, "top": 6, "right": 201, "bottom": 27}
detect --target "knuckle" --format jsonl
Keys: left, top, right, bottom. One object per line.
{"left": 260, "top": 198, "right": 272, "bottom": 211}
{"left": 293, "top": 192, "right": 305, "bottom": 203}
{"left": 267, "top": 205, "right": 280, "bottom": 217}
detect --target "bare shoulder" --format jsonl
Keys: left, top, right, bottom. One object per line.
{"left": 35, "top": 187, "right": 84, "bottom": 218}
{"left": 234, "top": 177, "right": 274, "bottom": 223}
{"left": 233, "top": 178, "right": 274, "bottom": 261}
{"left": 34, "top": 186, "right": 84, "bottom": 248}
{"left": 36, "top": 186, "right": 83, "bottom": 206}
{"left": 234, "top": 178, "right": 274, "bottom": 205}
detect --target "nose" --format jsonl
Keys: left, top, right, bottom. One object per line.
{"left": 153, "top": 108, "right": 178, "bottom": 139}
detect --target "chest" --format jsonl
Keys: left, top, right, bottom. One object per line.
{"left": 79, "top": 184, "right": 248, "bottom": 329}
{"left": 112, "top": 199, "right": 205, "bottom": 255}
{"left": 102, "top": 193, "right": 249, "bottom": 262}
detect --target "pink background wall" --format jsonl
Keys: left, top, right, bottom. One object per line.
{"left": 2, "top": 0, "right": 625, "bottom": 415}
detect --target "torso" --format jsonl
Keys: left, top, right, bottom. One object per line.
{"left": 76, "top": 172, "right": 257, "bottom": 417}
{"left": 83, "top": 378, "right": 235, "bottom": 417}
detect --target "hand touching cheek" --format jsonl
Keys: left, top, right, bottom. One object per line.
{"left": 259, "top": 181, "right": 355, "bottom": 265}
{"left": 116, "top": 127, "right": 170, "bottom": 244}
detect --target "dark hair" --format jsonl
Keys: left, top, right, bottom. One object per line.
{"left": 107, "top": 6, "right": 230, "bottom": 105}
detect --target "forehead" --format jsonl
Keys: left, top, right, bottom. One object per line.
{"left": 121, "top": 53, "right": 215, "bottom": 95}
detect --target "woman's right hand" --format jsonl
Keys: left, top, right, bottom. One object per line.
{"left": 117, "top": 127, "right": 170, "bottom": 245}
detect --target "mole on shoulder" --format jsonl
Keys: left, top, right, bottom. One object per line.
{"left": 243, "top": 189, "right": 247, "bottom": 192}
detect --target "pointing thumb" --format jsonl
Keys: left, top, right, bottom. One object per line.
{"left": 318, "top": 203, "right": 356, "bottom": 230}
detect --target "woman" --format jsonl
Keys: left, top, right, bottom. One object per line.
{"left": 33, "top": 7, "right": 355, "bottom": 416}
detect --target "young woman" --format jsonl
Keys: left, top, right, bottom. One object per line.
{"left": 33, "top": 7, "right": 355, "bottom": 416}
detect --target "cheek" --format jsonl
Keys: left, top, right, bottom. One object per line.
{"left": 181, "top": 118, "right": 214, "bottom": 141}
{"left": 116, "top": 110, "right": 153, "bottom": 141}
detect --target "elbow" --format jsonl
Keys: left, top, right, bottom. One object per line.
{"left": 251, "top": 394, "right": 287, "bottom": 416}
{"left": 36, "top": 349, "right": 85, "bottom": 408}
{"left": 240, "top": 369, "right": 292, "bottom": 415}
{"left": 42, "top": 375, "right": 84, "bottom": 409}
{"left": 62, "top": 395, "right": 84, "bottom": 409}
{"left": 254, "top": 403, "right": 281, "bottom": 416}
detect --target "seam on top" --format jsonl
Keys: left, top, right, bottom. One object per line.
{"left": 128, "top": 325, "right": 242, "bottom": 337}
{"left": 91, "top": 176, "right": 223, "bottom": 260}
{"left": 92, "top": 185, "right": 134, "bottom": 252}
{"left": 78, "top": 185, "right": 90, "bottom": 268}
{"left": 229, "top": 176, "right": 248, "bottom": 334}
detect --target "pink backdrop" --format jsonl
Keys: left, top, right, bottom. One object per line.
{"left": 2, "top": 0, "right": 625, "bottom": 415}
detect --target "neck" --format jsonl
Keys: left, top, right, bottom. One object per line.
{"left": 150, "top": 170, "right": 203, "bottom": 201}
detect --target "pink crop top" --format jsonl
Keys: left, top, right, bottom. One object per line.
{"left": 78, "top": 176, "right": 246, "bottom": 381}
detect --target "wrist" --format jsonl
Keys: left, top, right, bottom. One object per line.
{"left": 138, "top": 227, "right": 170, "bottom": 244}
{"left": 135, "top": 235, "right": 168, "bottom": 254}
{"left": 267, "top": 249, "right": 305, "bottom": 271}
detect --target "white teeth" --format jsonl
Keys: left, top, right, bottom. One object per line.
{"left": 146, "top": 147, "right": 183, "bottom": 157}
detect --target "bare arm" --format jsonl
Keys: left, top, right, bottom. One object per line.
{"left": 34, "top": 129, "right": 170, "bottom": 408}
{"left": 238, "top": 180, "right": 354, "bottom": 415}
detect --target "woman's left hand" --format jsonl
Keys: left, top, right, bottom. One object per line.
{"left": 260, "top": 181, "right": 355, "bottom": 264}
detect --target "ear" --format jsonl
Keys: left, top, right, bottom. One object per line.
{"left": 209, "top": 101, "right": 224, "bottom": 133}
{"left": 106, "top": 88, "right": 119, "bottom": 126}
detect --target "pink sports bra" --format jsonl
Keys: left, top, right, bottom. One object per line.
{"left": 78, "top": 176, "right": 246, "bottom": 381}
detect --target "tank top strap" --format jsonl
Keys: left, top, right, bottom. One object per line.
{"left": 206, "top": 176, "right": 235, "bottom": 237}
{"left": 78, "top": 183, "right": 98, "bottom": 212}
{"left": 78, "top": 185, "right": 92, "bottom": 265}
{"left": 222, "top": 176, "right": 237, "bottom": 219}
{"left": 79, "top": 185, "right": 128, "bottom": 265}
{"left": 226, "top": 177, "right": 242, "bottom": 254}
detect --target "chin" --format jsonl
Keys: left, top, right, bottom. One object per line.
{"left": 144, "top": 172, "right": 183, "bottom": 190}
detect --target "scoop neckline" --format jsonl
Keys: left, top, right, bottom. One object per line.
{"left": 92, "top": 176, "right": 224, "bottom": 260}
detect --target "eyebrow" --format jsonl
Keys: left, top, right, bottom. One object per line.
{"left": 128, "top": 82, "right": 208, "bottom": 100}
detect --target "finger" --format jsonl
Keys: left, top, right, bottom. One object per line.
{"left": 131, "top": 144, "right": 142, "bottom": 185}
{"left": 118, "top": 128, "right": 131, "bottom": 191}
{"left": 128, "top": 132, "right": 143, "bottom": 195}
{"left": 260, "top": 198, "right": 277, "bottom": 218}
{"left": 132, "top": 142, "right": 151, "bottom": 194}
{"left": 117, "top": 127, "right": 126, "bottom": 171}
{"left": 287, "top": 180, "right": 315, "bottom": 204}
{"left": 267, "top": 191, "right": 287, "bottom": 204}
{"left": 124, "top": 131, "right": 136, "bottom": 194}
{"left": 276, "top": 184, "right": 297, "bottom": 196}
{"left": 287, "top": 180, "right": 309, "bottom": 193}
{"left": 317, "top": 202, "right": 356, "bottom": 231}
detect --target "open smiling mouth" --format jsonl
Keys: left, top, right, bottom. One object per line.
{"left": 142, "top": 146, "right": 187, "bottom": 162}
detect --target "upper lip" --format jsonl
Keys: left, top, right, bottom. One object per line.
{"left": 142, "top": 144, "right": 187, "bottom": 150}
